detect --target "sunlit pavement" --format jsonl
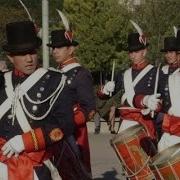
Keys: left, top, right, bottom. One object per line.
{"left": 88, "top": 121, "right": 126, "bottom": 180}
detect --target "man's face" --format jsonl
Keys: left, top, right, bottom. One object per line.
{"left": 177, "top": 51, "right": 180, "bottom": 63}
{"left": 8, "top": 51, "right": 38, "bottom": 75}
{"left": 52, "top": 46, "right": 74, "bottom": 64}
{"left": 128, "top": 49, "right": 146, "bottom": 64}
{"left": 164, "top": 51, "right": 177, "bottom": 64}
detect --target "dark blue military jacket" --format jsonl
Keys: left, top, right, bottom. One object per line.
{"left": 114, "top": 65, "right": 164, "bottom": 107}
{"left": 0, "top": 69, "right": 74, "bottom": 180}
{"left": 63, "top": 66, "right": 96, "bottom": 118}
{"left": 0, "top": 71, "right": 74, "bottom": 145}
{"left": 160, "top": 65, "right": 179, "bottom": 112}
{"left": 0, "top": 69, "right": 74, "bottom": 142}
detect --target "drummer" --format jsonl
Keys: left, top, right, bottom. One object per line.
{"left": 156, "top": 30, "right": 180, "bottom": 153}
{"left": 100, "top": 20, "right": 163, "bottom": 156}
{"left": 156, "top": 35, "right": 179, "bottom": 141}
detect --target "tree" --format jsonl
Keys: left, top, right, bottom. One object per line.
{"left": 129, "top": 0, "right": 180, "bottom": 64}
{"left": 0, "top": 0, "right": 63, "bottom": 64}
{"left": 59, "top": 0, "right": 131, "bottom": 72}
{"left": 0, "top": 0, "right": 180, "bottom": 70}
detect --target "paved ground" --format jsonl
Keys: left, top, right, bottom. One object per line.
{"left": 88, "top": 121, "right": 126, "bottom": 180}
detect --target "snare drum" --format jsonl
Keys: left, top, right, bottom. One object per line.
{"left": 110, "top": 125, "right": 154, "bottom": 180}
{"left": 150, "top": 143, "right": 180, "bottom": 180}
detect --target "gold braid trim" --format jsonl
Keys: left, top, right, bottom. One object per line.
{"left": 31, "top": 129, "right": 39, "bottom": 151}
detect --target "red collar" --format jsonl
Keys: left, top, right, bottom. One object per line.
{"left": 169, "top": 61, "right": 179, "bottom": 68}
{"left": 13, "top": 69, "right": 27, "bottom": 78}
{"left": 132, "top": 61, "right": 149, "bottom": 70}
{"left": 58, "top": 57, "right": 77, "bottom": 69}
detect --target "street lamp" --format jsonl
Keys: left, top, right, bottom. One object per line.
{"left": 42, "top": 0, "right": 49, "bottom": 68}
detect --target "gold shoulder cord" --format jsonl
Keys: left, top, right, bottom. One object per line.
{"left": 31, "top": 129, "right": 39, "bottom": 151}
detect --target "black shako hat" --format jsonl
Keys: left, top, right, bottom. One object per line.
{"left": 2, "top": 21, "right": 42, "bottom": 54}
{"left": 177, "top": 30, "right": 180, "bottom": 51}
{"left": 124, "top": 32, "right": 149, "bottom": 52}
{"left": 47, "top": 29, "right": 79, "bottom": 48}
{"left": 160, "top": 36, "right": 177, "bottom": 52}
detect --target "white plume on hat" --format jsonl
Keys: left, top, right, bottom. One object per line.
{"left": 56, "top": 9, "right": 73, "bottom": 42}
{"left": 18, "top": 0, "right": 42, "bottom": 38}
{"left": 56, "top": 9, "right": 70, "bottom": 31}
{"left": 18, "top": 0, "right": 33, "bottom": 21}
{"left": 130, "top": 20, "right": 147, "bottom": 45}
{"left": 173, "top": 26, "right": 178, "bottom": 38}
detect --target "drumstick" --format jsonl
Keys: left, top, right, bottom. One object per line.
{"left": 118, "top": 107, "right": 140, "bottom": 110}
{"left": 110, "top": 60, "right": 116, "bottom": 97}
{"left": 151, "top": 63, "right": 161, "bottom": 118}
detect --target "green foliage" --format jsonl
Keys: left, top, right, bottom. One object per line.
{"left": 61, "top": 0, "right": 131, "bottom": 72}
{"left": 0, "top": 0, "right": 180, "bottom": 71}
{"left": 131, "top": 0, "right": 180, "bottom": 64}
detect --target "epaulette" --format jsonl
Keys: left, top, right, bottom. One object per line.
{"left": 48, "top": 67, "right": 62, "bottom": 73}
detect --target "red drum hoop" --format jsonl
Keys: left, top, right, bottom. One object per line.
{"left": 150, "top": 143, "right": 180, "bottom": 180}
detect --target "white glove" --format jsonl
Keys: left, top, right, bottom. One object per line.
{"left": 102, "top": 81, "right": 115, "bottom": 95}
{"left": 143, "top": 94, "right": 161, "bottom": 111}
{"left": 1, "top": 135, "right": 25, "bottom": 158}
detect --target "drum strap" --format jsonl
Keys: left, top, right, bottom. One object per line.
{"left": 168, "top": 161, "right": 179, "bottom": 179}
{"left": 121, "top": 64, "right": 153, "bottom": 107}
{"left": 154, "top": 165, "right": 164, "bottom": 180}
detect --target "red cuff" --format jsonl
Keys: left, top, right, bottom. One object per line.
{"left": 74, "top": 110, "right": 86, "bottom": 126}
{"left": 22, "top": 128, "right": 46, "bottom": 152}
{"left": 162, "top": 114, "right": 180, "bottom": 136}
{"left": 73, "top": 104, "right": 86, "bottom": 126}
{"left": 133, "top": 95, "right": 145, "bottom": 108}
{"left": 162, "top": 114, "right": 171, "bottom": 132}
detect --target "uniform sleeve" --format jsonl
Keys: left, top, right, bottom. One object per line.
{"left": 22, "top": 86, "right": 75, "bottom": 152}
{"left": 133, "top": 68, "right": 164, "bottom": 109}
{"left": 75, "top": 69, "right": 96, "bottom": 119}
{"left": 44, "top": 86, "right": 75, "bottom": 141}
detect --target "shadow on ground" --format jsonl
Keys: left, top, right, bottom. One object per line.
{"left": 93, "top": 168, "right": 121, "bottom": 180}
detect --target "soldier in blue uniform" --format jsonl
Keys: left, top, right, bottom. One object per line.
{"left": 153, "top": 36, "right": 179, "bottom": 140}
{"left": 161, "top": 37, "right": 179, "bottom": 76}
{"left": 0, "top": 20, "right": 75, "bottom": 180}
{"left": 155, "top": 34, "right": 180, "bottom": 152}
{"left": 47, "top": 11, "right": 96, "bottom": 180}
{"left": 101, "top": 21, "right": 163, "bottom": 156}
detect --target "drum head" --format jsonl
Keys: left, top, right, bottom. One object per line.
{"left": 111, "top": 124, "right": 144, "bottom": 144}
{"left": 152, "top": 143, "right": 180, "bottom": 165}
